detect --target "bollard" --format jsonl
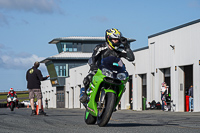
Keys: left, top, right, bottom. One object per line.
{"left": 185, "top": 95, "right": 189, "bottom": 112}
{"left": 142, "top": 97, "right": 146, "bottom": 110}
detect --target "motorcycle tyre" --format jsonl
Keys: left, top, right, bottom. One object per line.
{"left": 11, "top": 102, "right": 14, "bottom": 111}
{"left": 97, "top": 92, "right": 116, "bottom": 127}
{"left": 84, "top": 109, "right": 97, "bottom": 124}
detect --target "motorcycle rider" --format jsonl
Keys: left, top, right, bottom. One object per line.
{"left": 80, "top": 28, "right": 135, "bottom": 103}
{"left": 7, "top": 88, "right": 19, "bottom": 108}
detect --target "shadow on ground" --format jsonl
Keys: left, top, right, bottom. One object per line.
{"left": 107, "top": 123, "right": 179, "bottom": 127}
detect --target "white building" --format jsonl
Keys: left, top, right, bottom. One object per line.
{"left": 41, "top": 19, "right": 200, "bottom": 112}
{"left": 133, "top": 19, "right": 200, "bottom": 112}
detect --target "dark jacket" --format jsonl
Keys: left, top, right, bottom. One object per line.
{"left": 26, "top": 67, "right": 48, "bottom": 89}
{"left": 188, "top": 87, "right": 193, "bottom": 97}
{"left": 90, "top": 42, "right": 135, "bottom": 70}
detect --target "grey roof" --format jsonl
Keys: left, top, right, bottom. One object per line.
{"left": 49, "top": 36, "right": 136, "bottom": 44}
{"left": 40, "top": 52, "right": 92, "bottom": 63}
{"left": 148, "top": 19, "right": 200, "bottom": 38}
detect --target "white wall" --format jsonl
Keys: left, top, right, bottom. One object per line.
{"left": 65, "top": 79, "right": 70, "bottom": 108}
{"left": 146, "top": 21, "right": 200, "bottom": 112}
{"left": 132, "top": 48, "right": 149, "bottom": 111}
{"left": 41, "top": 80, "right": 56, "bottom": 108}
{"left": 65, "top": 65, "right": 89, "bottom": 109}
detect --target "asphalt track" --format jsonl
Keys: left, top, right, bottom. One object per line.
{"left": 0, "top": 108, "right": 200, "bottom": 133}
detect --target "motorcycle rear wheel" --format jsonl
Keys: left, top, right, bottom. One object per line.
{"left": 84, "top": 109, "right": 96, "bottom": 124}
{"left": 97, "top": 92, "right": 116, "bottom": 127}
{"left": 10, "top": 102, "right": 14, "bottom": 111}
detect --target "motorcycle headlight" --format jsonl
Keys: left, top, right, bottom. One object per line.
{"left": 102, "top": 68, "right": 113, "bottom": 78}
{"left": 117, "top": 73, "right": 127, "bottom": 80}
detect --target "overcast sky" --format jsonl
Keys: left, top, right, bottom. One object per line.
{"left": 0, "top": 0, "right": 199, "bottom": 91}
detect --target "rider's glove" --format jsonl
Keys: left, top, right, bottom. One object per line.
{"left": 120, "top": 37, "right": 129, "bottom": 49}
{"left": 120, "top": 37, "right": 127, "bottom": 44}
{"left": 124, "top": 43, "right": 130, "bottom": 49}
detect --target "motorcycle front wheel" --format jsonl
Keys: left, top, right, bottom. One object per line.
{"left": 84, "top": 109, "right": 96, "bottom": 124}
{"left": 10, "top": 102, "right": 14, "bottom": 111}
{"left": 97, "top": 92, "right": 116, "bottom": 127}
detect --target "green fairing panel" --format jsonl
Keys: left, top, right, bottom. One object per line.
{"left": 112, "top": 76, "right": 129, "bottom": 108}
{"left": 115, "top": 84, "right": 125, "bottom": 107}
{"left": 122, "top": 77, "right": 129, "bottom": 84}
{"left": 85, "top": 110, "right": 90, "bottom": 119}
{"left": 87, "top": 69, "right": 105, "bottom": 116}
{"left": 87, "top": 69, "right": 128, "bottom": 116}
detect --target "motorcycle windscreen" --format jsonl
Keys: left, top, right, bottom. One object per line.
{"left": 100, "top": 56, "right": 126, "bottom": 73}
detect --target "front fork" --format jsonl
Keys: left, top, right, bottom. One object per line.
{"left": 97, "top": 86, "right": 118, "bottom": 110}
{"left": 97, "top": 90, "right": 106, "bottom": 109}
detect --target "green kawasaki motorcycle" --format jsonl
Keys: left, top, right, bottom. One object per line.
{"left": 81, "top": 56, "right": 129, "bottom": 127}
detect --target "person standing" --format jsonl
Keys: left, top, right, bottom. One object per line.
{"left": 161, "top": 82, "right": 168, "bottom": 111}
{"left": 26, "top": 61, "right": 50, "bottom": 116}
{"left": 188, "top": 85, "right": 193, "bottom": 112}
{"left": 45, "top": 98, "right": 48, "bottom": 109}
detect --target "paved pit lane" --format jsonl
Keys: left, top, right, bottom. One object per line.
{"left": 0, "top": 108, "right": 200, "bottom": 133}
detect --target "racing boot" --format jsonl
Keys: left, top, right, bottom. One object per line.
{"left": 38, "top": 109, "right": 47, "bottom": 116}
{"left": 80, "top": 92, "right": 88, "bottom": 103}
{"left": 31, "top": 110, "right": 36, "bottom": 116}
{"left": 80, "top": 77, "right": 89, "bottom": 103}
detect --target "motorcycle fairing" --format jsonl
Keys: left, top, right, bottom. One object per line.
{"left": 87, "top": 69, "right": 128, "bottom": 117}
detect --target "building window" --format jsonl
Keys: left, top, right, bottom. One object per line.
{"left": 55, "top": 66, "right": 59, "bottom": 76}
{"left": 58, "top": 42, "right": 82, "bottom": 52}
{"left": 73, "top": 43, "right": 78, "bottom": 52}
{"left": 66, "top": 43, "right": 72, "bottom": 52}
{"left": 54, "top": 64, "right": 68, "bottom": 77}
{"left": 69, "top": 47, "right": 73, "bottom": 52}
{"left": 60, "top": 66, "right": 63, "bottom": 76}
{"left": 77, "top": 43, "right": 82, "bottom": 51}
{"left": 62, "top": 93, "right": 64, "bottom": 102}
{"left": 59, "top": 42, "right": 67, "bottom": 52}
{"left": 82, "top": 43, "right": 98, "bottom": 53}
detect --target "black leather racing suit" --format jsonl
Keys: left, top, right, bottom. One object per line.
{"left": 83, "top": 42, "right": 135, "bottom": 91}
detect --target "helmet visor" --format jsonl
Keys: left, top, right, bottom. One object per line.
{"left": 111, "top": 39, "right": 120, "bottom": 47}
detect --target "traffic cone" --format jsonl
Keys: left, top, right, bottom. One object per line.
{"left": 36, "top": 101, "right": 44, "bottom": 115}
{"left": 27, "top": 104, "right": 29, "bottom": 108}
{"left": 36, "top": 102, "right": 39, "bottom": 115}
